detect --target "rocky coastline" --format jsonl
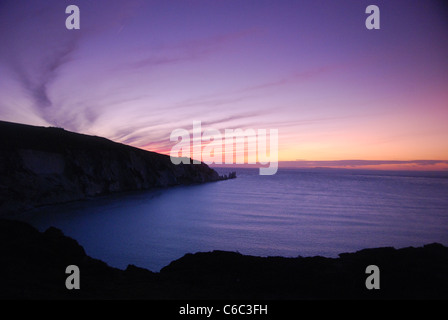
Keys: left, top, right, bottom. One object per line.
{"left": 0, "top": 120, "right": 234, "bottom": 215}
{"left": 1, "top": 218, "right": 447, "bottom": 299}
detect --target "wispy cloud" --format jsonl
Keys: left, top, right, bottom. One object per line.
{"left": 0, "top": 0, "right": 81, "bottom": 125}
{"left": 236, "top": 65, "right": 337, "bottom": 94}
{"left": 10, "top": 39, "right": 80, "bottom": 124}
{"left": 130, "top": 29, "right": 258, "bottom": 69}
{"left": 108, "top": 110, "right": 265, "bottom": 152}
{"left": 0, "top": 0, "right": 143, "bottom": 129}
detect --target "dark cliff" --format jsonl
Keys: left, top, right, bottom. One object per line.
{"left": 0, "top": 120, "right": 223, "bottom": 215}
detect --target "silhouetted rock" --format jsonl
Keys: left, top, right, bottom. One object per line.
{"left": 1, "top": 218, "right": 447, "bottom": 300}
{"left": 0, "top": 120, "right": 223, "bottom": 215}
{"left": 219, "top": 171, "right": 237, "bottom": 180}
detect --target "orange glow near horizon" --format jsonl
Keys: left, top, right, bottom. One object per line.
{"left": 142, "top": 143, "right": 448, "bottom": 171}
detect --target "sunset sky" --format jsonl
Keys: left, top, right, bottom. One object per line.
{"left": 1, "top": 0, "right": 447, "bottom": 170}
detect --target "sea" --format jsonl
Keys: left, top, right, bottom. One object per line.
{"left": 19, "top": 168, "right": 448, "bottom": 272}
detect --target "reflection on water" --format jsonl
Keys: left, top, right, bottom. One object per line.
{"left": 20, "top": 168, "right": 448, "bottom": 272}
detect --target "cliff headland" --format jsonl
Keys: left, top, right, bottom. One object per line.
{"left": 0, "top": 120, "right": 232, "bottom": 215}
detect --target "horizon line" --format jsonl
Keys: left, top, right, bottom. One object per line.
{"left": 210, "top": 159, "right": 448, "bottom": 171}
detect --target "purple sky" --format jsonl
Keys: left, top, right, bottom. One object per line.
{"left": 1, "top": 0, "right": 447, "bottom": 168}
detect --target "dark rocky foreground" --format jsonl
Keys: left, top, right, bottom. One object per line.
{"left": 0, "top": 120, "right": 232, "bottom": 215}
{"left": 1, "top": 218, "right": 447, "bottom": 300}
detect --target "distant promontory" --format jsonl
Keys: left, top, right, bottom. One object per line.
{"left": 0, "top": 120, "right": 230, "bottom": 215}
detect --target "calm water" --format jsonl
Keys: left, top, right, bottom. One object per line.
{"left": 20, "top": 168, "right": 448, "bottom": 272}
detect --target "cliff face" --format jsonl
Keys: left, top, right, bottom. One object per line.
{"left": 0, "top": 121, "right": 221, "bottom": 214}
